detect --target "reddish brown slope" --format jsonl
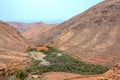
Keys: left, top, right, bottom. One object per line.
{"left": 22, "top": 22, "right": 58, "bottom": 44}
{"left": 35, "top": 0, "right": 120, "bottom": 66}
{"left": 0, "top": 21, "right": 28, "bottom": 52}
{"left": 39, "top": 72, "right": 100, "bottom": 80}
{"left": 0, "top": 48, "right": 28, "bottom": 69}
{"left": 7, "top": 22, "right": 33, "bottom": 32}
{"left": 0, "top": 21, "right": 30, "bottom": 77}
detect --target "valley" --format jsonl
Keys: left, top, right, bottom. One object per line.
{"left": 0, "top": 0, "right": 120, "bottom": 80}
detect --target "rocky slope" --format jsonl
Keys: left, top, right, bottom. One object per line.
{"left": 0, "top": 21, "right": 30, "bottom": 78}
{"left": 0, "top": 21, "right": 28, "bottom": 52}
{"left": 35, "top": 0, "right": 120, "bottom": 66}
{"left": 7, "top": 22, "right": 33, "bottom": 32}
{"left": 22, "top": 22, "right": 58, "bottom": 44}
{"left": 8, "top": 22, "right": 58, "bottom": 44}
{"left": 0, "top": 48, "right": 29, "bottom": 69}
{"left": 100, "top": 63, "right": 120, "bottom": 80}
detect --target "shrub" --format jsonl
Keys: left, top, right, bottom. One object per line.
{"left": 25, "top": 47, "right": 37, "bottom": 52}
{"left": 15, "top": 70, "right": 28, "bottom": 80}
{"left": 40, "top": 46, "right": 60, "bottom": 55}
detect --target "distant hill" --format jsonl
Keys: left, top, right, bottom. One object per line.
{"left": 35, "top": 0, "right": 120, "bottom": 66}
{"left": 7, "top": 22, "right": 58, "bottom": 44}
{"left": 22, "top": 22, "right": 58, "bottom": 44}
{"left": 7, "top": 22, "right": 33, "bottom": 32}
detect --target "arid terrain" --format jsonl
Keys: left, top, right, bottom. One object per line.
{"left": 8, "top": 22, "right": 58, "bottom": 44}
{"left": 7, "top": 22, "right": 33, "bottom": 32}
{"left": 0, "top": 21, "right": 28, "bottom": 52}
{"left": 0, "top": 21, "right": 30, "bottom": 78}
{"left": 0, "top": 0, "right": 120, "bottom": 80}
{"left": 35, "top": 0, "right": 120, "bottom": 66}
{"left": 22, "top": 22, "right": 58, "bottom": 44}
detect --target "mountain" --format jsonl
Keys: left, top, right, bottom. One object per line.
{"left": 22, "top": 22, "right": 58, "bottom": 44}
{"left": 0, "top": 21, "right": 30, "bottom": 76}
{"left": 7, "top": 22, "right": 58, "bottom": 44}
{"left": 35, "top": 0, "right": 120, "bottom": 66}
{"left": 7, "top": 22, "right": 33, "bottom": 32}
{"left": 0, "top": 21, "right": 28, "bottom": 52}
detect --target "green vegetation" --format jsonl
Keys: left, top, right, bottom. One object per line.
{"left": 40, "top": 46, "right": 60, "bottom": 55}
{"left": 15, "top": 70, "right": 28, "bottom": 80}
{"left": 41, "top": 47, "right": 109, "bottom": 74}
{"left": 13, "top": 46, "right": 109, "bottom": 80}
{"left": 25, "top": 47, "right": 37, "bottom": 52}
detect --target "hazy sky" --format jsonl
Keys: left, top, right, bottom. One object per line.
{"left": 0, "top": 0, "right": 104, "bottom": 23}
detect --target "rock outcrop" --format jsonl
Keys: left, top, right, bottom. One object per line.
{"left": 100, "top": 63, "right": 120, "bottom": 80}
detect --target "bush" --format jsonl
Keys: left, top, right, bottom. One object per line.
{"left": 15, "top": 70, "right": 28, "bottom": 80}
{"left": 40, "top": 46, "right": 60, "bottom": 55}
{"left": 25, "top": 47, "right": 37, "bottom": 52}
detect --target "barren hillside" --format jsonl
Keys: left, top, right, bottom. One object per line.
{"left": 35, "top": 0, "right": 120, "bottom": 66}
{"left": 0, "top": 48, "right": 29, "bottom": 69}
{"left": 22, "top": 22, "right": 58, "bottom": 44}
{"left": 0, "top": 21, "right": 30, "bottom": 78}
{"left": 0, "top": 21, "right": 28, "bottom": 52}
{"left": 8, "top": 22, "right": 58, "bottom": 44}
{"left": 7, "top": 22, "right": 33, "bottom": 32}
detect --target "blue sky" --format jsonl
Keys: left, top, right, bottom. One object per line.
{"left": 0, "top": 0, "right": 104, "bottom": 23}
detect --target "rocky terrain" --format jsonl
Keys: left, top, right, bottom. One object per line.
{"left": 0, "top": 21, "right": 30, "bottom": 78}
{"left": 0, "top": 0, "right": 120, "bottom": 80}
{"left": 8, "top": 22, "right": 58, "bottom": 44}
{"left": 100, "top": 63, "right": 120, "bottom": 80}
{"left": 35, "top": 0, "right": 120, "bottom": 66}
{"left": 22, "top": 22, "right": 58, "bottom": 44}
{"left": 0, "top": 21, "right": 28, "bottom": 52}
{"left": 0, "top": 48, "right": 28, "bottom": 69}
{"left": 7, "top": 22, "right": 33, "bottom": 32}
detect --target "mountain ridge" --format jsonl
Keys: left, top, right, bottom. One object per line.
{"left": 34, "top": 0, "right": 120, "bottom": 66}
